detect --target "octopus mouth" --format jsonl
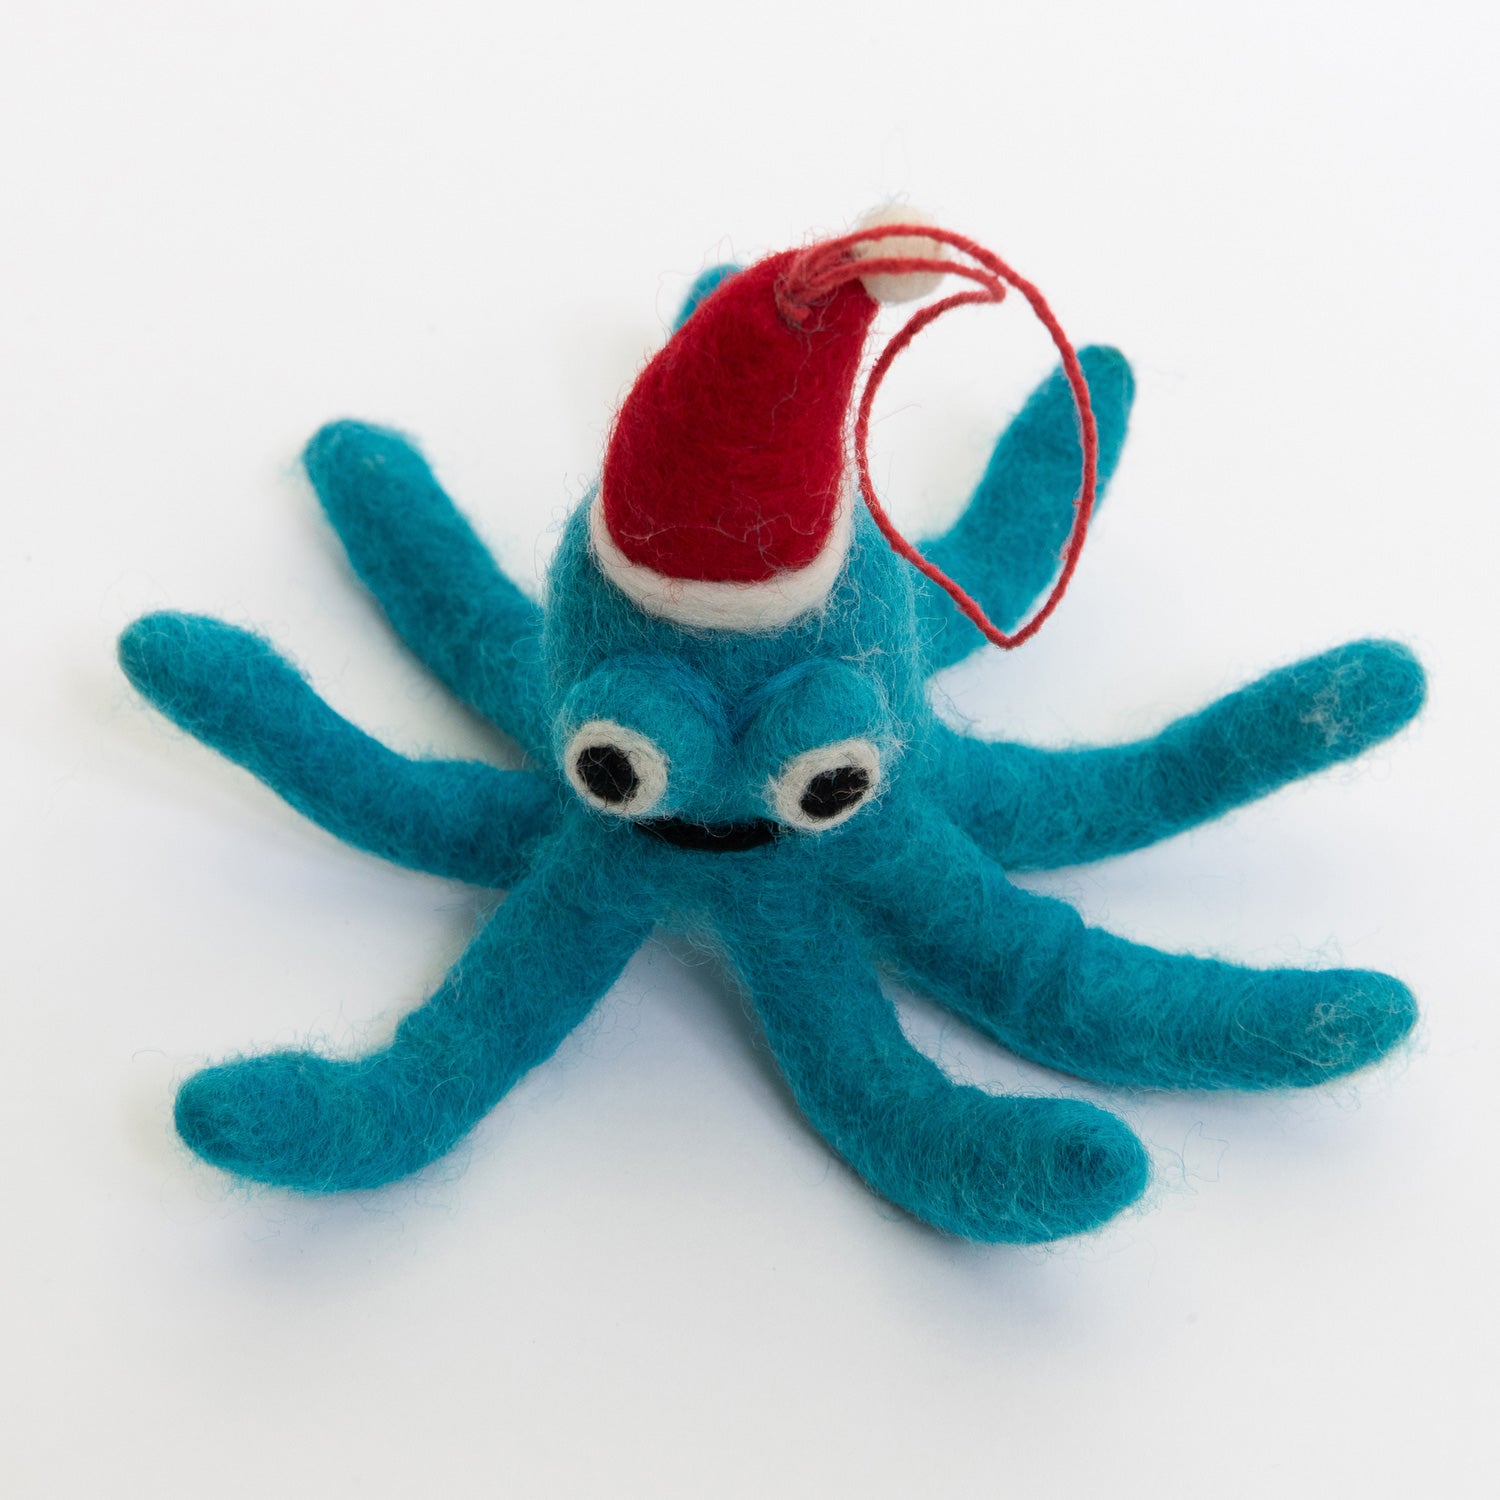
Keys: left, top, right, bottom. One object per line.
{"left": 635, "top": 816, "right": 783, "bottom": 853}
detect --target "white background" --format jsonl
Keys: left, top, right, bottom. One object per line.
{"left": 2, "top": 2, "right": 1495, "bottom": 1495}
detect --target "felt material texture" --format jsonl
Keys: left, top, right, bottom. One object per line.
{"left": 601, "top": 250, "right": 875, "bottom": 583}
{"left": 118, "top": 612, "right": 558, "bottom": 885}
{"left": 672, "top": 263, "right": 741, "bottom": 331}
{"left": 586, "top": 479, "right": 856, "bottom": 633}
{"left": 720, "top": 878, "right": 1149, "bottom": 1243}
{"left": 304, "top": 419, "right": 549, "bottom": 760}
{"left": 917, "top": 343, "right": 1136, "bottom": 670}
{"left": 121, "top": 271, "right": 1425, "bottom": 1241}
{"left": 862, "top": 804, "right": 1417, "bottom": 1091}
{"left": 936, "top": 638, "right": 1427, "bottom": 872}
{"left": 175, "top": 826, "right": 650, "bottom": 1190}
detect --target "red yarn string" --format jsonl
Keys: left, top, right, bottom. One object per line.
{"left": 781, "top": 224, "right": 1099, "bottom": 651}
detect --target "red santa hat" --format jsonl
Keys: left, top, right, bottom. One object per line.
{"left": 590, "top": 210, "right": 952, "bottom": 631}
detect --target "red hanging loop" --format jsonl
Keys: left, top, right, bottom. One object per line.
{"left": 779, "top": 224, "right": 1099, "bottom": 650}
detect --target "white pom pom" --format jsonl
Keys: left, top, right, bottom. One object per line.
{"left": 851, "top": 205, "right": 949, "bottom": 304}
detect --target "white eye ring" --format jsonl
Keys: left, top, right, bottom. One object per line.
{"left": 769, "top": 737, "right": 883, "bottom": 833}
{"left": 563, "top": 719, "right": 669, "bottom": 817}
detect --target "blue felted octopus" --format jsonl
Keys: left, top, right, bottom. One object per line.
{"left": 119, "top": 224, "right": 1424, "bottom": 1243}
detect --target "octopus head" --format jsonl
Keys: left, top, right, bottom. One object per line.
{"left": 542, "top": 500, "right": 925, "bottom": 854}
{"left": 541, "top": 236, "right": 949, "bottom": 854}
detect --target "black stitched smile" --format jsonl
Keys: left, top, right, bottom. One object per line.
{"left": 635, "top": 817, "right": 783, "bottom": 853}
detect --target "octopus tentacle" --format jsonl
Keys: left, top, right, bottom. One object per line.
{"left": 174, "top": 829, "right": 652, "bottom": 1191}
{"left": 918, "top": 345, "right": 1136, "bottom": 672}
{"left": 119, "top": 612, "right": 557, "bottom": 886}
{"left": 717, "top": 883, "right": 1148, "bottom": 1243}
{"left": 303, "top": 421, "right": 549, "bottom": 758}
{"left": 933, "top": 638, "right": 1425, "bottom": 871}
{"left": 866, "top": 806, "right": 1417, "bottom": 1091}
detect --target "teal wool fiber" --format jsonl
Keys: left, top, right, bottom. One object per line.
{"left": 119, "top": 264, "right": 1425, "bottom": 1243}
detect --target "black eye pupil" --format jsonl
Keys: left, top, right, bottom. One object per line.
{"left": 576, "top": 744, "right": 639, "bottom": 805}
{"left": 799, "top": 765, "right": 870, "bottom": 822}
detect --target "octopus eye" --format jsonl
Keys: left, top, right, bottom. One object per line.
{"left": 800, "top": 764, "right": 870, "bottom": 820}
{"left": 770, "top": 738, "right": 883, "bottom": 833}
{"left": 563, "top": 719, "right": 669, "bottom": 817}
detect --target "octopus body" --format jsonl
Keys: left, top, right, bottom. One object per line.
{"left": 119, "top": 271, "right": 1423, "bottom": 1243}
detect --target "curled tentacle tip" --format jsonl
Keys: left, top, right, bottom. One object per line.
{"left": 1077, "top": 343, "right": 1137, "bottom": 417}
{"left": 1356, "top": 638, "right": 1427, "bottom": 730}
{"left": 1192, "top": 969, "right": 1418, "bottom": 1091}
{"left": 1315, "top": 639, "right": 1428, "bottom": 751}
{"left": 117, "top": 611, "right": 173, "bottom": 681}
{"left": 118, "top": 611, "right": 272, "bottom": 725}
{"left": 1301, "top": 971, "right": 1419, "bottom": 1081}
{"left": 1024, "top": 1107, "right": 1151, "bottom": 1241}
{"left": 302, "top": 418, "right": 419, "bottom": 486}
{"left": 118, "top": 611, "right": 215, "bottom": 697}
{"left": 175, "top": 1054, "right": 338, "bottom": 1191}
{"left": 957, "top": 1101, "right": 1150, "bottom": 1244}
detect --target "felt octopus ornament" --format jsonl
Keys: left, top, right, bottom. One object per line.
{"left": 120, "top": 220, "right": 1424, "bottom": 1243}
